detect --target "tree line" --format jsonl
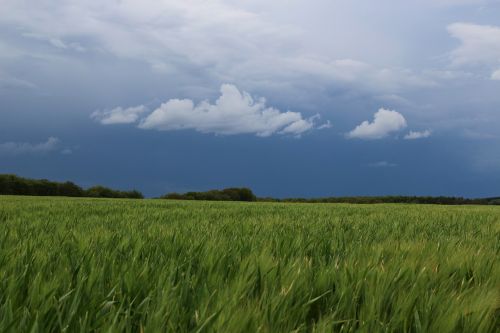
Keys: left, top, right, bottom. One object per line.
{"left": 2, "top": 174, "right": 499, "bottom": 205}
{"left": 257, "top": 196, "right": 500, "bottom": 205}
{"left": 162, "top": 190, "right": 500, "bottom": 205}
{"left": 0, "top": 174, "right": 143, "bottom": 199}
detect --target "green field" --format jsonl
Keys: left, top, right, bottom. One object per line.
{"left": 0, "top": 196, "right": 499, "bottom": 332}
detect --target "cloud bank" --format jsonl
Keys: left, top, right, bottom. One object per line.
{"left": 0, "top": 137, "right": 60, "bottom": 155}
{"left": 347, "top": 108, "right": 407, "bottom": 140}
{"left": 139, "top": 84, "right": 319, "bottom": 137}
{"left": 94, "top": 84, "right": 326, "bottom": 137}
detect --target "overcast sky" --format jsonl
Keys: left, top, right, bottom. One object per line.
{"left": 1, "top": 0, "right": 500, "bottom": 197}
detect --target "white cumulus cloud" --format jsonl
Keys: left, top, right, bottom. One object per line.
{"left": 138, "top": 84, "right": 323, "bottom": 137}
{"left": 91, "top": 106, "right": 148, "bottom": 125}
{"left": 0, "top": 137, "right": 60, "bottom": 155}
{"left": 404, "top": 130, "right": 432, "bottom": 140}
{"left": 347, "top": 108, "right": 407, "bottom": 140}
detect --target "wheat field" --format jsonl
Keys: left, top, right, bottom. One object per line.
{"left": 0, "top": 196, "right": 499, "bottom": 332}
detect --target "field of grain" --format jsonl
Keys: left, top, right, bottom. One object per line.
{"left": 0, "top": 196, "right": 499, "bottom": 332}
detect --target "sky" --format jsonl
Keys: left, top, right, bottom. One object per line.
{"left": 1, "top": 0, "right": 500, "bottom": 198}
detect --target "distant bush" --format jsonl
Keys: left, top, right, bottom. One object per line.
{"left": 0, "top": 174, "right": 143, "bottom": 199}
{"left": 161, "top": 188, "right": 257, "bottom": 202}
{"left": 84, "top": 186, "right": 143, "bottom": 199}
{"left": 486, "top": 198, "right": 500, "bottom": 205}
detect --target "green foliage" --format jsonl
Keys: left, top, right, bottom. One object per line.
{"left": 162, "top": 187, "right": 257, "bottom": 202}
{"left": 0, "top": 174, "right": 143, "bottom": 199}
{"left": 0, "top": 196, "right": 499, "bottom": 332}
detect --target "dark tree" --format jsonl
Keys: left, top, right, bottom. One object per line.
{"left": 0, "top": 174, "right": 143, "bottom": 199}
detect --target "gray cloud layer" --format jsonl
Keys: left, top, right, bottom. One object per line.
{"left": 0, "top": 0, "right": 460, "bottom": 97}
{"left": 1, "top": 0, "right": 500, "bottom": 144}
